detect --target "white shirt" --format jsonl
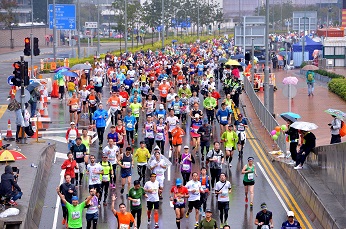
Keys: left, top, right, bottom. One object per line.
{"left": 215, "top": 181, "right": 231, "bottom": 202}
{"left": 80, "top": 90, "right": 90, "bottom": 101}
{"left": 185, "top": 180, "right": 202, "bottom": 201}
{"left": 150, "top": 158, "right": 167, "bottom": 178}
{"left": 127, "top": 70, "right": 136, "bottom": 80}
{"left": 166, "top": 93, "right": 177, "bottom": 108}
{"left": 144, "top": 180, "right": 160, "bottom": 202}
{"left": 87, "top": 163, "right": 103, "bottom": 185}
{"left": 102, "top": 145, "right": 119, "bottom": 165}
{"left": 67, "top": 129, "right": 78, "bottom": 141}
{"left": 165, "top": 116, "right": 179, "bottom": 132}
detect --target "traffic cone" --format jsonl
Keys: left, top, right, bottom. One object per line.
{"left": 18, "top": 127, "right": 26, "bottom": 139}
{"left": 4, "top": 119, "right": 14, "bottom": 141}
{"left": 0, "top": 133, "right": 3, "bottom": 147}
{"left": 259, "top": 82, "right": 264, "bottom": 92}
{"left": 51, "top": 81, "right": 59, "bottom": 98}
{"left": 42, "top": 103, "right": 49, "bottom": 117}
{"left": 31, "top": 121, "right": 39, "bottom": 139}
{"left": 39, "top": 96, "right": 45, "bottom": 116}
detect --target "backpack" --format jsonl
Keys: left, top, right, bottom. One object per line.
{"left": 307, "top": 73, "right": 314, "bottom": 82}
{"left": 340, "top": 121, "right": 346, "bottom": 137}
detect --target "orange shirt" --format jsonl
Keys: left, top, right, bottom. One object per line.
{"left": 119, "top": 91, "right": 129, "bottom": 107}
{"left": 158, "top": 84, "right": 170, "bottom": 98}
{"left": 171, "top": 127, "right": 185, "bottom": 145}
{"left": 114, "top": 211, "right": 135, "bottom": 229}
{"left": 177, "top": 75, "right": 185, "bottom": 84}
{"left": 172, "top": 66, "right": 180, "bottom": 76}
{"left": 108, "top": 96, "right": 120, "bottom": 108}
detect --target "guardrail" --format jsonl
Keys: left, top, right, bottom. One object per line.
{"left": 243, "top": 77, "right": 286, "bottom": 152}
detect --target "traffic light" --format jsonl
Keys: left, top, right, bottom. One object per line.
{"left": 33, "top": 37, "right": 40, "bottom": 56}
{"left": 218, "top": 24, "right": 221, "bottom": 30}
{"left": 11, "top": 61, "right": 29, "bottom": 87}
{"left": 24, "top": 37, "right": 31, "bottom": 56}
{"left": 208, "top": 24, "right": 212, "bottom": 31}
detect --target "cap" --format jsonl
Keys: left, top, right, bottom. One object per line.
{"left": 163, "top": 77, "right": 167, "bottom": 80}
{"left": 287, "top": 211, "right": 294, "bottom": 217}
{"left": 184, "top": 145, "right": 189, "bottom": 149}
{"left": 205, "top": 209, "right": 213, "bottom": 213}
{"left": 194, "top": 114, "right": 200, "bottom": 118}
{"left": 71, "top": 196, "right": 78, "bottom": 201}
{"left": 176, "top": 178, "right": 182, "bottom": 186}
{"left": 203, "top": 118, "right": 208, "bottom": 124}
{"left": 159, "top": 104, "right": 164, "bottom": 109}
{"left": 154, "top": 145, "right": 160, "bottom": 150}
{"left": 260, "top": 203, "right": 267, "bottom": 210}
{"left": 238, "top": 113, "right": 243, "bottom": 118}
{"left": 70, "top": 122, "right": 75, "bottom": 125}
{"left": 247, "top": 156, "right": 254, "bottom": 161}
{"left": 110, "top": 125, "right": 116, "bottom": 128}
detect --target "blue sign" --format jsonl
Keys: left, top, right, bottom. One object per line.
{"left": 49, "top": 4, "right": 76, "bottom": 30}
{"left": 7, "top": 76, "right": 13, "bottom": 86}
{"left": 171, "top": 18, "right": 191, "bottom": 28}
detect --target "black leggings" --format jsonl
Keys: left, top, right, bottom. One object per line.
{"left": 290, "top": 142, "right": 298, "bottom": 161}
{"left": 111, "top": 164, "right": 117, "bottom": 184}
{"left": 219, "top": 206, "right": 229, "bottom": 223}
{"left": 210, "top": 168, "right": 221, "bottom": 189}
{"left": 181, "top": 171, "right": 190, "bottom": 186}
{"left": 200, "top": 142, "right": 210, "bottom": 156}
{"left": 100, "top": 181, "right": 109, "bottom": 202}
{"left": 110, "top": 110, "right": 118, "bottom": 126}
{"left": 86, "top": 217, "right": 97, "bottom": 229}
{"left": 156, "top": 140, "right": 165, "bottom": 154}
{"left": 145, "top": 137, "right": 155, "bottom": 153}
{"left": 131, "top": 208, "right": 142, "bottom": 228}
{"left": 137, "top": 164, "right": 147, "bottom": 183}
{"left": 89, "top": 106, "right": 97, "bottom": 123}
{"left": 62, "top": 205, "right": 68, "bottom": 220}
{"left": 97, "top": 127, "right": 105, "bottom": 145}
{"left": 135, "top": 117, "right": 139, "bottom": 133}
{"left": 126, "top": 130, "right": 134, "bottom": 144}
{"left": 206, "top": 109, "right": 214, "bottom": 124}
{"left": 200, "top": 193, "right": 208, "bottom": 212}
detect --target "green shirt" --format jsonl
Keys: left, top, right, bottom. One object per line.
{"left": 65, "top": 201, "right": 86, "bottom": 228}
{"left": 130, "top": 103, "right": 142, "bottom": 117}
{"left": 128, "top": 187, "right": 145, "bottom": 210}
{"left": 243, "top": 164, "right": 255, "bottom": 183}
{"left": 198, "top": 218, "right": 218, "bottom": 229}
{"left": 99, "top": 161, "right": 112, "bottom": 182}
{"left": 221, "top": 130, "right": 238, "bottom": 148}
{"left": 203, "top": 97, "right": 217, "bottom": 110}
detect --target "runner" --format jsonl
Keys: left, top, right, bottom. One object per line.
{"left": 144, "top": 173, "right": 161, "bottom": 228}
{"left": 129, "top": 97, "right": 142, "bottom": 136}
{"left": 185, "top": 172, "right": 204, "bottom": 228}
{"left": 281, "top": 211, "right": 301, "bottom": 229}
{"left": 67, "top": 92, "right": 79, "bottom": 124}
{"left": 65, "top": 122, "right": 80, "bottom": 151}
{"left": 255, "top": 203, "right": 274, "bottom": 229}
{"left": 206, "top": 142, "right": 224, "bottom": 190}
{"left": 107, "top": 91, "right": 121, "bottom": 125}
{"left": 118, "top": 86, "right": 129, "bottom": 117}
{"left": 143, "top": 115, "right": 156, "bottom": 153}
{"left": 134, "top": 141, "right": 151, "bottom": 186}
{"left": 103, "top": 138, "right": 120, "bottom": 189}
{"left": 85, "top": 188, "right": 99, "bottom": 229}
{"left": 127, "top": 180, "right": 147, "bottom": 229}
{"left": 171, "top": 123, "right": 185, "bottom": 163}
{"left": 234, "top": 113, "right": 248, "bottom": 156}
{"left": 199, "top": 167, "right": 210, "bottom": 218}
{"left": 190, "top": 114, "right": 202, "bottom": 156}
{"left": 61, "top": 152, "right": 78, "bottom": 184}
{"left": 154, "top": 104, "right": 167, "bottom": 122}
{"left": 216, "top": 103, "right": 232, "bottom": 136}
{"left": 167, "top": 87, "right": 177, "bottom": 110}
{"left": 242, "top": 157, "right": 257, "bottom": 207}
{"left": 118, "top": 147, "right": 134, "bottom": 194}
{"left": 189, "top": 102, "right": 204, "bottom": 121}
{"left": 197, "top": 119, "right": 212, "bottom": 161}
{"left": 58, "top": 174, "right": 77, "bottom": 227}
{"left": 86, "top": 88, "right": 100, "bottom": 124}
{"left": 198, "top": 209, "right": 218, "bottom": 229}
{"left": 70, "top": 137, "right": 87, "bottom": 186}
{"left": 99, "top": 153, "right": 113, "bottom": 207}
{"left": 149, "top": 151, "right": 167, "bottom": 199}
{"left": 92, "top": 103, "right": 108, "bottom": 148}
{"left": 172, "top": 96, "right": 183, "bottom": 120}
{"left": 215, "top": 173, "right": 232, "bottom": 227}
{"left": 203, "top": 91, "right": 217, "bottom": 125}
{"left": 111, "top": 195, "right": 137, "bottom": 229}
{"left": 165, "top": 109, "right": 180, "bottom": 151}
{"left": 179, "top": 145, "right": 195, "bottom": 185}
{"left": 79, "top": 85, "right": 90, "bottom": 119}
{"left": 221, "top": 124, "right": 238, "bottom": 167}
{"left": 158, "top": 78, "right": 170, "bottom": 107}
{"left": 170, "top": 178, "right": 189, "bottom": 229}
{"left": 123, "top": 108, "right": 136, "bottom": 145}
{"left": 81, "top": 128, "right": 91, "bottom": 163}
{"left": 86, "top": 155, "right": 104, "bottom": 201}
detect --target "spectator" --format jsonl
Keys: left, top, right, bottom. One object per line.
{"left": 306, "top": 70, "right": 315, "bottom": 96}
{"left": 0, "top": 165, "right": 22, "bottom": 206}
{"left": 329, "top": 115, "right": 342, "bottom": 144}
{"left": 294, "top": 130, "right": 316, "bottom": 170}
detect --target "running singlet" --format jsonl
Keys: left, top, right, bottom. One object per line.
{"left": 145, "top": 122, "right": 155, "bottom": 138}
{"left": 155, "top": 124, "right": 165, "bottom": 141}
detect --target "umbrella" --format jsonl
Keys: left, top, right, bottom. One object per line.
{"left": 282, "top": 76, "right": 298, "bottom": 85}
{"left": 225, "top": 59, "right": 241, "bottom": 66}
{"left": 290, "top": 121, "right": 318, "bottom": 131}
{"left": 278, "top": 51, "right": 289, "bottom": 56}
{"left": 239, "top": 62, "right": 247, "bottom": 67}
{"left": 0, "top": 150, "right": 27, "bottom": 162}
{"left": 280, "top": 112, "right": 301, "bottom": 123}
{"left": 218, "top": 57, "right": 227, "bottom": 63}
{"left": 231, "top": 54, "right": 245, "bottom": 59}
{"left": 54, "top": 68, "right": 68, "bottom": 80}
{"left": 302, "top": 65, "right": 319, "bottom": 71}
{"left": 61, "top": 71, "right": 78, "bottom": 78}
{"left": 324, "top": 109, "right": 346, "bottom": 120}
{"left": 279, "top": 47, "right": 285, "bottom": 51}
{"left": 26, "top": 81, "right": 41, "bottom": 92}
{"left": 71, "top": 64, "right": 92, "bottom": 71}
{"left": 54, "top": 66, "right": 70, "bottom": 73}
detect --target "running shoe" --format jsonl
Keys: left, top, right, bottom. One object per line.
{"left": 245, "top": 196, "right": 248, "bottom": 203}
{"left": 121, "top": 188, "right": 124, "bottom": 194}
{"left": 194, "top": 222, "right": 199, "bottom": 228}
{"left": 155, "top": 223, "right": 159, "bottom": 228}
{"left": 103, "top": 201, "right": 107, "bottom": 206}
{"left": 148, "top": 219, "right": 151, "bottom": 224}
{"left": 250, "top": 202, "right": 253, "bottom": 207}
{"left": 9, "top": 200, "right": 17, "bottom": 206}
{"left": 135, "top": 132, "right": 138, "bottom": 136}
{"left": 185, "top": 212, "right": 189, "bottom": 218}
{"left": 132, "top": 139, "right": 135, "bottom": 145}
{"left": 62, "top": 218, "right": 66, "bottom": 225}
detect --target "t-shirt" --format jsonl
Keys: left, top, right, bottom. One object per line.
{"left": 170, "top": 186, "right": 188, "bottom": 205}
{"left": 114, "top": 211, "right": 135, "bottom": 229}
{"left": 198, "top": 218, "right": 218, "bottom": 229}
{"left": 102, "top": 145, "right": 119, "bottom": 165}
{"left": 134, "top": 148, "right": 151, "bottom": 164}
{"left": 166, "top": 116, "right": 179, "bottom": 132}
{"left": 206, "top": 149, "right": 224, "bottom": 169}
{"left": 70, "top": 144, "right": 87, "bottom": 163}
{"left": 129, "top": 103, "right": 142, "bottom": 118}
{"left": 215, "top": 180, "right": 231, "bottom": 202}
{"left": 185, "top": 180, "right": 202, "bottom": 201}
{"left": 255, "top": 210, "right": 273, "bottom": 228}
{"left": 144, "top": 180, "right": 160, "bottom": 202}
{"left": 86, "top": 163, "right": 103, "bottom": 185}
{"left": 234, "top": 119, "right": 248, "bottom": 132}
{"left": 124, "top": 115, "right": 136, "bottom": 131}
{"left": 281, "top": 220, "right": 301, "bottom": 229}
{"left": 65, "top": 201, "right": 86, "bottom": 228}
{"left": 150, "top": 159, "right": 167, "bottom": 178}
{"left": 128, "top": 187, "right": 145, "bottom": 210}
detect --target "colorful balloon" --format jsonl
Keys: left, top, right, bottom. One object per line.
{"left": 276, "top": 131, "right": 281, "bottom": 136}
{"left": 281, "top": 125, "right": 287, "bottom": 131}
{"left": 271, "top": 130, "right": 277, "bottom": 136}
{"left": 275, "top": 126, "right": 281, "bottom": 132}
{"left": 272, "top": 135, "right": 278, "bottom": 140}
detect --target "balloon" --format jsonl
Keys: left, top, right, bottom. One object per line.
{"left": 276, "top": 131, "right": 281, "bottom": 136}
{"left": 272, "top": 135, "right": 278, "bottom": 140}
{"left": 275, "top": 126, "right": 281, "bottom": 132}
{"left": 271, "top": 130, "right": 277, "bottom": 136}
{"left": 281, "top": 125, "right": 287, "bottom": 131}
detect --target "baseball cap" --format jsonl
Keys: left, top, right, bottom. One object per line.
{"left": 203, "top": 118, "right": 208, "bottom": 124}
{"left": 260, "top": 203, "right": 267, "bottom": 210}
{"left": 163, "top": 77, "right": 167, "bottom": 80}
{"left": 154, "top": 145, "right": 160, "bottom": 150}
{"left": 194, "top": 114, "right": 200, "bottom": 118}
{"left": 205, "top": 209, "right": 213, "bottom": 213}
{"left": 238, "top": 113, "right": 243, "bottom": 118}
{"left": 71, "top": 196, "right": 78, "bottom": 201}
{"left": 159, "top": 104, "right": 164, "bottom": 109}
{"left": 70, "top": 122, "right": 75, "bottom": 125}
{"left": 184, "top": 145, "right": 189, "bottom": 149}
{"left": 287, "top": 211, "right": 294, "bottom": 217}
{"left": 176, "top": 178, "right": 182, "bottom": 186}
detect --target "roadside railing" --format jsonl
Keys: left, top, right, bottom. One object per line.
{"left": 243, "top": 77, "right": 287, "bottom": 152}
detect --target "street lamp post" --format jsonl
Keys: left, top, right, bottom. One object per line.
{"left": 97, "top": 0, "right": 100, "bottom": 56}
{"left": 264, "top": 0, "right": 270, "bottom": 110}
{"left": 161, "top": 0, "right": 164, "bottom": 49}
{"left": 124, "top": 0, "right": 128, "bottom": 53}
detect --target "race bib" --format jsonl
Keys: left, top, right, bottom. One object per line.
{"left": 156, "top": 169, "right": 164, "bottom": 176}
{"left": 132, "top": 199, "right": 141, "bottom": 206}
{"left": 126, "top": 123, "right": 133, "bottom": 128}
{"left": 182, "top": 164, "right": 190, "bottom": 171}
{"left": 248, "top": 172, "right": 254, "bottom": 180}
{"left": 89, "top": 100, "right": 96, "bottom": 105}
{"left": 72, "top": 211, "right": 80, "bottom": 219}
{"left": 112, "top": 101, "right": 117, "bottom": 106}
{"left": 221, "top": 116, "right": 227, "bottom": 122}
{"left": 156, "top": 132, "right": 164, "bottom": 140}
{"left": 220, "top": 190, "right": 228, "bottom": 198}
{"left": 237, "top": 125, "right": 245, "bottom": 131}
{"left": 120, "top": 97, "right": 126, "bottom": 103}
{"left": 213, "top": 156, "right": 220, "bottom": 163}
{"left": 123, "top": 162, "right": 131, "bottom": 168}
{"left": 102, "top": 175, "right": 109, "bottom": 182}
{"left": 162, "top": 89, "right": 167, "bottom": 94}
{"left": 134, "top": 109, "right": 140, "bottom": 114}
{"left": 120, "top": 223, "right": 129, "bottom": 229}
{"left": 71, "top": 105, "right": 78, "bottom": 110}
{"left": 176, "top": 197, "right": 184, "bottom": 204}
{"left": 76, "top": 151, "right": 84, "bottom": 158}
{"left": 91, "top": 174, "right": 99, "bottom": 181}
{"left": 158, "top": 114, "right": 164, "bottom": 119}
{"left": 262, "top": 226, "right": 270, "bottom": 229}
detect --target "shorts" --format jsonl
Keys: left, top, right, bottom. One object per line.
{"left": 220, "top": 123, "right": 228, "bottom": 126}
{"left": 217, "top": 201, "right": 229, "bottom": 211}
{"left": 174, "top": 203, "right": 186, "bottom": 209}
{"left": 122, "top": 106, "right": 127, "bottom": 109}
{"left": 243, "top": 180, "right": 255, "bottom": 186}
{"left": 156, "top": 176, "right": 164, "bottom": 187}
{"left": 82, "top": 101, "right": 87, "bottom": 105}
{"left": 168, "top": 132, "right": 172, "bottom": 139}
{"left": 69, "top": 109, "right": 77, "bottom": 114}
{"left": 225, "top": 147, "right": 235, "bottom": 152}
{"left": 238, "top": 133, "right": 245, "bottom": 145}
{"left": 173, "top": 143, "right": 182, "bottom": 147}
{"left": 86, "top": 212, "right": 99, "bottom": 221}
{"left": 188, "top": 200, "right": 201, "bottom": 210}
{"left": 121, "top": 170, "right": 132, "bottom": 178}
{"left": 117, "top": 143, "right": 124, "bottom": 148}
{"left": 147, "top": 201, "right": 160, "bottom": 210}
{"left": 75, "top": 162, "right": 85, "bottom": 173}
{"left": 160, "top": 97, "right": 167, "bottom": 103}
{"left": 59, "top": 86, "right": 65, "bottom": 94}
{"left": 174, "top": 114, "right": 181, "bottom": 119}
{"left": 95, "top": 86, "right": 102, "bottom": 93}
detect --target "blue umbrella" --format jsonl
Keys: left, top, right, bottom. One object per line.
{"left": 61, "top": 71, "right": 78, "bottom": 78}
{"left": 218, "top": 57, "right": 227, "bottom": 63}
{"left": 239, "top": 62, "right": 247, "bottom": 67}
{"left": 280, "top": 112, "right": 301, "bottom": 123}
{"left": 231, "top": 54, "right": 245, "bottom": 59}
{"left": 26, "top": 81, "right": 41, "bottom": 92}
{"left": 54, "top": 69, "right": 67, "bottom": 80}
{"left": 54, "top": 66, "right": 70, "bottom": 73}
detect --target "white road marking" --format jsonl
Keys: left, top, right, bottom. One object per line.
{"left": 44, "top": 136, "right": 67, "bottom": 144}
{"left": 256, "top": 162, "right": 289, "bottom": 212}
{"left": 52, "top": 169, "right": 65, "bottom": 229}
{"left": 54, "top": 151, "right": 67, "bottom": 163}
{"left": 167, "top": 166, "right": 171, "bottom": 181}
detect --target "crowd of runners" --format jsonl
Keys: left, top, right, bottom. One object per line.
{"left": 58, "top": 38, "right": 301, "bottom": 229}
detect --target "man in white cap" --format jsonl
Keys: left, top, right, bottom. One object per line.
{"left": 281, "top": 211, "right": 301, "bottom": 229}
{"left": 155, "top": 104, "right": 167, "bottom": 121}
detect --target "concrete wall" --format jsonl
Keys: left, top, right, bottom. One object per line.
{"left": 0, "top": 27, "right": 52, "bottom": 48}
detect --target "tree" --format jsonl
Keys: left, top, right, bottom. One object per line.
{"left": 0, "top": 0, "right": 17, "bottom": 28}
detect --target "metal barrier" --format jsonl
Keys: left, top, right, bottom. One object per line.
{"left": 243, "top": 77, "right": 286, "bottom": 152}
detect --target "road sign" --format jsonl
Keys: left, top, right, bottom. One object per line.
{"left": 85, "top": 22, "right": 98, "bottom": 29}
{"left": 49, "top": 4, "right": 76, "bottom": 30}
{"left": 7, "top": 76, "right": 13, "bottom": 86}
{"left": 292, "top": 11, "right": 317, "bottom": 32}
{"left": 15, "top": 90, "right": 30, "bottom": 103}
{"left": 235, "top": 26, "right": 266, "bottom": 47}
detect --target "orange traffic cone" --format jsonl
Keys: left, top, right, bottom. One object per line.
{"left": 0, "top": 133, "right": 3, "bottom": 147}
{"left": 259, "top": 82, "right": 264, "bottom": 92}
{"left": 4, "top": 119, "right": 14, "bottom": 141}
{"left": 31, "top": 121, "right": 39, "bottom": 139}
{"left": 42, "top": 103, "right": 49, "bottom": 117}
{"left": 51, "top": 81, "right": 59, "bottom": 98}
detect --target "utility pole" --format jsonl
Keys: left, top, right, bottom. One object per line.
{"left": 97, "top": 0, "right": 100, "bottom": 56}
{"left": 53, "top": 0, "right": 57, "bottom": 60}
{"left": 124, "top": 0, "right": 128, "bottom": 52}
{"left": 161, "top": 0, "right": 164, "bottom": 49}
{"left": 77, "top": 0, "right": 81, "bottom": 58}
{"left": 20, "top": 56, "right": 26, "bottom": 144}
{"left": 197, "top": 3, "right": 200, "bottom": 38}
{"left": 251, "top": 38, "right": 255, "bottom": 87}
{"left": 31, "top": 1, "right": 34, "bottom": 78}
{"left": 264, "top": 0, "right": 270, "bottom": 109}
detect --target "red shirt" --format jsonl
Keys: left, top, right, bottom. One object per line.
{"left": 211, "top": 91, "right": 221, "bottom": 105}
{"left": 115, "top": 126, "right": 125, "bottom": 144}
{"left": 61, "top": 159, "right": 77, "bottom": 178}
{"left": 119, "top": 91, "right": 129, "bottom": 107}
{"left": 170, "top": 186, "right": 188, "bottom": 205}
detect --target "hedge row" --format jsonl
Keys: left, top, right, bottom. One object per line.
{"left": 328, "top": 78, "right": 346, "bottom": 101}
{"left": 314, "top": 69, "right": 344, "bottom": 79}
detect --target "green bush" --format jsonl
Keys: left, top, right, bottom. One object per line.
{"left": 328, "top": 78, "right": 346, "bottom": 101}
{"left": 300, "top": 62, "right": 307, "bottom": 68}
{"left": 314, "top": 69, "right": 344, "bottom": 79}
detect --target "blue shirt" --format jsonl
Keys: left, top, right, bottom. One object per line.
{"left": 171, "top": 101, "right": 183, "bottom": 114}
{"left": 129, "top": 95, "right": 142, "bottom": 103}
{"left": 216, "top": 108, "right": 231, "bottom": 124}
{"left": 116, "top": 73, "right": 126, "bottom": 85}
{"left": 123, "top": 79, "right": 134, "bottom": 89}
{"left": 92, "top": 109, "right": 108, "bottom": 127}
{"left": 155, "top": 109, "right": 167, "bottom": 120}
{"left": 107, "top": 132, "right": 119, "bottom": 142}
{"left": 281, "top": 220, "right": 301, "bottom": 229}
{"left": 124, "top": 115, "right": 136, "bottom": 131}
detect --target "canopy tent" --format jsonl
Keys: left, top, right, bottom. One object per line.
{"left": 292, "top": 36, "right": 323, "bottom": 60}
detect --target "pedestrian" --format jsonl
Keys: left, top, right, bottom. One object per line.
{"left": 171, "top": 123, "right": 185, "bottom": 163}
{"left": 107, "top": 124, "right": 123, "bottom": 153}
{"left": 149, "top": 151, "right": 167, "bottom": 199}
{"left": 61, "top": 152, "right": 78, "bottom": 184}
{"left": 199, "top": 167, "right": 210, "bottom": 218}
{"left": 185, "top": 172, "right": 204, "bottom": 228}
{"left": 216, "top": 103, "right": 232, "bottom": 136}
{"left": 294, "top": 130, "right": 316, "bottom": 170}
{"left": 134, "top": 141, "right": 151, "bottom": 185}
{"left": 197, "top": 118, "right": 212, "bottom": 161}
{"left": 215, "top": 173, "right": 232, "bottom": 226}
{"left": 86, "top": 155, "right": 104, "bottom": 201}
{"left": 166, "top": 109, "right": 180, "bottom": 151}
{"left": 234, "top": 114, "right": 248, "bottom": 156}
{"left": 85, "top": 188, "right": 99, "bottom": 229}
{"left": 198, "top": 209, "right": 218, "bottom": 229}
{"left": 115, "top": 120, "right": 126, "bottom": 153}
{"left": 155, "top": 117, "right": 167, "bottom": 154}
{"left": 86, "top": 88, "right": 99, "bottom": 124}
{"left": 123, "top": 108, "right": 137, "bottom": 145}
{"left": 102, "top": 138, "right": 120, "bottom": 189}
{"left": 190, "top": 114, "right": 202, "bottom": 156}
{"left": 111, "top": 195, "right": 137, "bottom": 229}
{"left": 284, "top": 120, "right": 299, "bottom": 162}
{"left": 255, "top": 202, "right": 274, "bottom": 229}
{"left": 206, "top": 142, "right": 224, "bottom": 190}
{"left": 118, "top": 146, "right": 134, "bottom": 194}
{"left": 99, "top": 154, "right": 113, "bottom": 206}
{"left": 281, "top": 211, "right": 301, "bottom": 229}
{"left": 203, "top": 91, "right": 217, "bottom": 125}
{"left": 70, "top": 137, "right": 87, "bottom": 186}
{"left": 128, "top": 180, "right": 147, "bottom": 229}
{"left": 241, "top": 157, "right": 257, "bottom": 207}
{"left": 329, "top": 115, "right": 342, "bottom": 144}
{"left": 143, "top": 115, "right": 156, "bottom": 153}
{"left": 221, "top": 124, "right": 238, "bottom": 166}
{"left": 65, "top": 122, "right": 80, "bottom": 151}
{"left": 29, "top": 87, "right": 40, "bottom": 117}
{"left": 306, "top": 70, "right": 315, "bottom": 96}
{"left": 144, "top": 173, "right": 161, "bottom": 228}
{"left": 179, "top": 145, "right": 195, "bottom": 185}
{"left": 170, "top": 178, "right": 189, "bottom": 229}
{"left": 81, "top": 128, "right": 91, "bottom": 163}
{"left": 92, "top": 103, "right": 108, "bottom": 148}
{"left": 129, "top": 97, "right": 142, "bottom": 135}
{"left": 0, "top": 165, "right": 22, "bottom": 206}
{"left": 58, "top": 174, "right": 77, "bottom": 226}
{"left": 56, "top": 189, "right": 93, "bottom": 229}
